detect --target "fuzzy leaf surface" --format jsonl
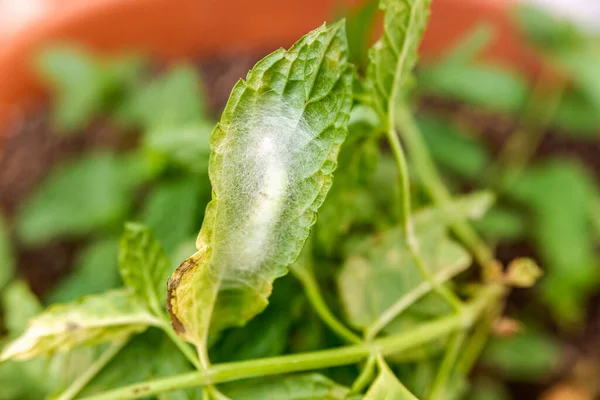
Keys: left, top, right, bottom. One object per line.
{"left": 167, "top": 22, "right": 353, "bottom": 346}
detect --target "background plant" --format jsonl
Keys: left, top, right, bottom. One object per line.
{"left": 0, "top": 0, "right": 599, "bottom": 399}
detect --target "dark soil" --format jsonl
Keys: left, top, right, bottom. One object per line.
{"left": 1, "top": 52, "right": 599, "bottom": 398}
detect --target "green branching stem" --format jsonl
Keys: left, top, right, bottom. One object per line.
{"left": 385, "top": 122, "right": 464, "bottom": 316}
{"left": 54, "top": 339, "right": 129, "bottom": 400}
{"left": 292, "top": 266, "right": 361, "bottom": 344}
{"left": 350, "top": 354, "right": 378, "bottom": 393}
{"left": 79, "top": 285, "right": 504, "bottom": 400}
{"left": 395, "top": 104, "right": 494, "bottom": 268}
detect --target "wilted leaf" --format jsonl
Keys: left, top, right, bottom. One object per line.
{"left": 119, "top": 223, "right": 172, "bottom": 315}
{"left": 0, "top": 212, "right": 14, "bottom": 290}
{"left": 366, "top": 0, "right": 431, "bottom": 119}
{"left": 167, "top": 22, "right": 353, "bottom": 348}
{"left": 17, "top": 152, "right": 151, "bottom": 246}
{"left": 365, "top": 359, "right": 418, "bottom": 399}
{"left": 48, "top": 237, "right": 121, "bottom": 304}
{"left": 1, "top": 289, "right": 160, "bottom": 361}
{"left": 221, "top": 374, "right": 352, "bottom": 399}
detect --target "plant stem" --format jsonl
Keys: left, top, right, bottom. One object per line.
{"left": 428, "top": 331, "right": 466, "bottom": 400}
{"left": 159, "top": 321, "right": 202, "bottom": 370}
{"left": 55, "top": 339, "right": 128, "bottom": 400}
{"left": 79, "top": 285, "right": 503, "bottom": 400}
{"left": 351, "top": 354, "right": 377, "bottom": 393}
{"left": 395, "top": 104, "right": 494, "bottom": 269}
{"left": 385, "top": 123, "right": 464, "bottom": 315}
{"left": 292, "top": 265, "right": 362, "bottom": 344}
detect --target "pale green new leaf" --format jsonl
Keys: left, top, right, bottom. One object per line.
{"left": 221, "top": 373, "right": 352, "bottom": 399}
{"left": 0, "top": 289, "right": 160, "bottom": 361}
{"left": 167, "top": 22, "right": 353, "bottom": 346}
{"left": 365, "top": 360, "right": 418, "bottom": 399}
{"left": 366, "top": 0, "right": 431, "bottom": 120}
{"left": 338, "top": 192, "right": 492, "bottom": 330}
{"left": 119, "top": 223, "right": 171, "bottom": 315}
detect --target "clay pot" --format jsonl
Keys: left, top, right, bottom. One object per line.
{"left": 0, "top": 0, "right": 535, "bottom": 135}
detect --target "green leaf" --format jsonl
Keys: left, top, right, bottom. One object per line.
{"left": 417, "top": 25, "right": 528, "bottom": 114}
{"left": 474, "top": 207, "right": 527, "bottom": 242}
{"left": 221, "top": 374, "right": 352, "bottom": 400}
{"left": 507, "top": 160, "right": 600, "bottom": 323}
{"left": 36, "top": 46, "right": 106, "bottom": 132}
{"left": 118, "top": 65, "right": 208, "bottom": 129}
{"left": 553, "top": 89, "right": 600, "bottom": 138}
{"left": 0, "top": 212, "right": 14, "bottom": 290}
{"left": 48, "top": 237, "right": 121, "bottom": 304}
{"left": 345, "top": 0, "right": 379, "bottom": 67}
{"left": 142, "top": 123, "right": 213, "bottom": 174}
{"left": 0, "top": 289, "right": 160, "bottom": 361}
{"left": 417, "top": 113, "right": 491, "bottom": 181}
{"left": 119, "top": 223, "right": 172, "bottom": 315}
{"left": 366, "top": 0, "right": 431, "bottom": 119}
{"left": 482, "top": 331, "right": 562, "bottom": 381}
{"left": 338, "top": 192, "right": 492, "bottom": 330}
{"left": 141, "top": 179, "right": 206, "bottom": 257}
{"left": 211, "top": 276, "right": 302, "bottom": 363}
{"left": 365, "top": 359, "right": 418, "bottom": 399}
{"left": 36, "top": 47, "right": 145, "bottom": 133}
{"left": 167, "top": 22, "right": 353, "bottom": 347}
{"left": 513, "top": 5, "right": 585, "bottom": 52}
{"left": 16, "top": 152, "right": 151, "bottom": 246}
{"left": 2, "top": 280, "right": 43, "bottom": 336}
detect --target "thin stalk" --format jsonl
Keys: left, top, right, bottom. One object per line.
{"left": 427, "top": 332, "right": 466, "bottom": 400}
{"left": 158, "top": 321, "right": 202, "bottom": 370}
{"left": 351, "top": 354, "right": 378, "bottom": 393}
{"left": 292, "top": 266, "right": 361, "bottom": 344}
{"left": 386, "top": 123, "right": 464, "bottom": 316}
{"left": 79, "top": 285, "right": 504, "bottom": 400}
{"left": 395, "top": 104, "right": 494, "bottom": 269}
{"left": 54, "top": 339, "right": 128, "bottom": 400}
